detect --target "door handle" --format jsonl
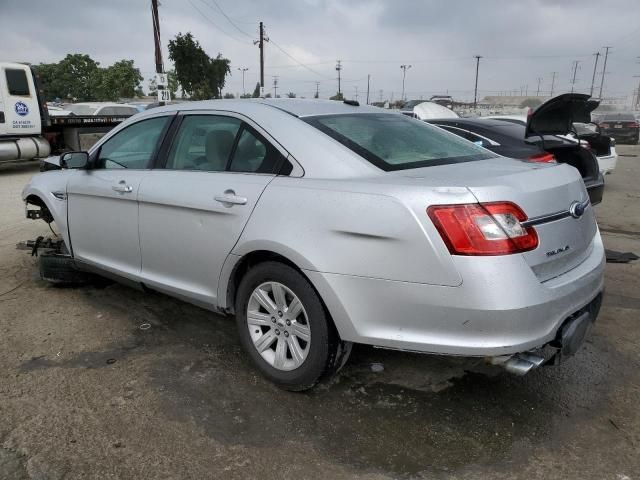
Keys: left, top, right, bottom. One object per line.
{"left": 215, "top": 189, "right": 247, "bottom": 206}
{"left": 112, "top": 182, "right": 133, "bottom": 193}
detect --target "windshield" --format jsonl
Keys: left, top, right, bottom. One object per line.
{"left": 305, "top": 113, "right": 496, "bottom": 171}
{"left": 66, "top": 104, "right": 98, "bottom": 115}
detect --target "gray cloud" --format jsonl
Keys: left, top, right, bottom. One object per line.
{"left": 1, "top": 0, "right": 638, "bottom": 101}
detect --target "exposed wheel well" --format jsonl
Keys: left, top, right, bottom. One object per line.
{"left": 226, "top": 250, "right": 305, "bottom": 314}
{"left": 25, "top": 194, "right": 54, "bottom": 224}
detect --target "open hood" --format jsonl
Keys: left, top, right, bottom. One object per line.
{"left": 525, "top": 93, "right": 599, "bottom": 138}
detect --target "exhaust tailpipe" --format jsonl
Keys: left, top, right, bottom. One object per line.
{"left": 490, "top": 352, "right": 546, "bottom": 376}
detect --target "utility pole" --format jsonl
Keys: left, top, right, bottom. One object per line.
{"left": 379, "top": 89, "right": 383, "bottom": 102}
{"left": 354, "top": 86, "right": 359, "bottom": 102}
{"left": 366, "top": 74, "right": 370, "bottom": 105}
{"left": 634, "top": 74, "right": 640, "bottom": 109}
{"left": 314, "top": 81, "right": 320, "bottom": 99}
{"left": 536, "top": 77, "right": 542, "bottom": 96}
{"left": 335, "top": 60, "right": 342, "bottom": 96}
{"left": 254, "top": 22, "right": 269, "bottom": 97}
{"left": 473, "top": 55, "right": 482, "bottom": 109}
{"left": 598, "top": 46, "right": 611, "bottom": 99}
{"left": 550, "top": 71, "right": 557, "bottom": 96}
{"left": 570, "top": 60, "right": 580, "bottom": 93}
{"left": 589, "top": 52, "right": 601, "bottom": 97}
{"left": 237, "top": 67, "right": 248, "bottom": 96}
{"left": 151, "top": 0, "right": 165, "bottom": 105}
{"left": 272, "top": 75, "right": 278, "bottom": 98}
{"left": 525, "top": 84, "right": 529, "bottom": 96}
{"left": 400, "top": 64, "right": 412, "bottom": 101}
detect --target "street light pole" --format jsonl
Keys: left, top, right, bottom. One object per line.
{"left": 473, "top": 55, "right": 482, "bottom": 109}
{"left": 237, "top": 67, "right": 248, "bottom": 96}
{"left": 400, "top": 64, "right": 411, "bottom": 101}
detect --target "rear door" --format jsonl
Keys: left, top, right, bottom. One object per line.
{"left": 137, "top": 112, "right": 287, "bottom": 306}
{"left": 66, "top": 114, "right": 173, "bottom": 277}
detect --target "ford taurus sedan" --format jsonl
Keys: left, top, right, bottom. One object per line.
{"left": 22, "top": 99, "right": 605, "bottom": 391}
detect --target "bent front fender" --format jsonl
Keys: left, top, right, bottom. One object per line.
{"left": 22, "top": 171, "right": 74, "bottom": 251}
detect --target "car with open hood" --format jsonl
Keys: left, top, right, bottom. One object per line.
{"left": 21, "top": 99, "right": 604, "bottom": 390}
{"left": 429, "top": 94, "right": 607, "bottom": 203}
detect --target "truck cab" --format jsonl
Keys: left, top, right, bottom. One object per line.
{"left": 0, "top": 62, "right": 50, "bottom": 162}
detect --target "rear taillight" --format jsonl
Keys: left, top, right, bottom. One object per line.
{"left": 630, "top": 122, "right": 639, "bottom": 129}
{"left": 528, "top": 152, "right": 556, "bottom": 163}
{"left": 427, "top": 202, "right": 538, "bottom": 256}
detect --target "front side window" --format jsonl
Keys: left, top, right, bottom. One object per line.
{"left": 96, "top": 116, "right": 169, "bottom": 169}
{"left": 166, "top": 115, "right": 242, "bottom": 171}
{"left": 305, "top": 113, "right": 496, "bottom": 171}
{"left": 6, "top": 69, "right": 30, "bottom": 96}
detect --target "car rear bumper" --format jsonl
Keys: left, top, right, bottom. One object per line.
{"left": 306, "top": 233, "right": 605, "bottom": 357}
{"left": 603, "top": 130, "right": 638, "bottom": 143}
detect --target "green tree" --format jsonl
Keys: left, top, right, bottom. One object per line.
{"left": 34, "top": 54, "right": 101, "bottom": 101}
{"left": 167, "top": 69, "right": 179, "bottom": 98}
{"left": 95, "top": 59, "right": 143, "bottom": 101}
{"left": 224, "top": 92, "right": 235, "bottom": 99}
{"left": 240, "top": 93, "right": 252, "bottom": 98}
{"left": 168, "top": 32, "right": 231, "bottom": 99}
{"left": 252, "top": 82, "right": 261, "bottom": 98}
{"left": 287, "top": 92, "right": 296, "bottom": 98}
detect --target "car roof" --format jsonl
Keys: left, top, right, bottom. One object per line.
{"left": 428, "top": 117, "right": 519, "bottom": 128}
{"left": 141, "top": 98, "right": 387, "bottom": 118}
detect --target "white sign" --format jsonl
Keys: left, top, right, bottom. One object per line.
{"left": 155, "top": 72, "right": 168, "bottom": 87}
{"left": 157, "top": 88, "right": 171, "bottom": 102}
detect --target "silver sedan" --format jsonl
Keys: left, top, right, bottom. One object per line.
{"left": 22, "top": 99, "right": 604, "bottom": 390}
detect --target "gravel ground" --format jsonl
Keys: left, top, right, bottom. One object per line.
{"left": 0, "top": 147, "right": 639, "bottom": 480}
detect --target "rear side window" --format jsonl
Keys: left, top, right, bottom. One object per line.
{"left": 229, "top": 127, "right": 286, "bottom": 174}
{"left": 305, "top": 113, "right": 496, "bottom": 171}
{"left": 5, "top": 69, "right": 30, "bottom": 96}
{"left": 165, "top": 115, "right": 242, "bottom": 171}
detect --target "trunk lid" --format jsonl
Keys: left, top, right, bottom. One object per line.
{"left": 394, "top": 158, "right": 598, "bottom": 282}
{"left": 525, "top": 93, "right": 598, "bottom": 138}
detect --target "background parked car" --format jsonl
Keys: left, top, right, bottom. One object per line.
{"left": 65, "top": 102, "right": 139, "bottom": 116}
{"left": 401, "top": 101, "right": 459, "bottom": 120}
{"left": 596, "top": 113, "right": 639, "bottom": 144}
{"left": 427, "top": 94, "right": 605, "bottom": 204}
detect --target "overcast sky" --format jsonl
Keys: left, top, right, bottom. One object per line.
{"left": 2, "top": 0, "right": 640, "bottom": 102}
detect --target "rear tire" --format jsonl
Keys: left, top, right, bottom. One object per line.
{"left": 39, "top": 253, "right": 90, "bottom": 285}
{"left": 235, "top": 261, "right": 348, "bottom": 391}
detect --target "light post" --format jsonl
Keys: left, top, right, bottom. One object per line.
{"left": 400, "top": 64, "right": 412, "bottom": 101}
{"left": 237, "top": 67, "right": 249, "bottom": 96}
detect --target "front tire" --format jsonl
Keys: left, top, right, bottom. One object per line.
{"left": 235, "top": 261, "right": 347, "bottom": 391}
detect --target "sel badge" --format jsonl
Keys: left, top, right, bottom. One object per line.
{"left": 15, "top": 101, "right": 29, "bottom": 116}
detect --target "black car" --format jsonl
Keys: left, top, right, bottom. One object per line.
{"left": 427, "top": 94, "right": 605, "bottom": 205}
{"left": 596, "top": 113, "right": 639, "bottom": 144}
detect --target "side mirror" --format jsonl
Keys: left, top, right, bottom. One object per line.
{"left": 60, "top": 151, "right": 89, "bottom": 169}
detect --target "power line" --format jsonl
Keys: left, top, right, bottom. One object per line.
{"left": 202, "top": 0, "right": 254, "bottom": 38}
{"left": 187, "top": 0, "right": 252, "bottom": 46}
{"left": 268, "top": 38, "right": 332, "bottom": 79}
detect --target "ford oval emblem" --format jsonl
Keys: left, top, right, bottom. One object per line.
{"left": 15, "top": 101, "right": 29, "bottom": 116}
{"left": 569, "top": 201, "right": 585, "bottom": 219}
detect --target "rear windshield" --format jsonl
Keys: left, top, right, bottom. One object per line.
{"left": 305, "top": 113, "right": 496, "bottom": 171}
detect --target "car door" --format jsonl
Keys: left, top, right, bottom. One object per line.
{"left": 66, "top": 114, "right": 173, "bottom": 278}
{"left": 137, "top": 113, "right": 289, "bottom": 307}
